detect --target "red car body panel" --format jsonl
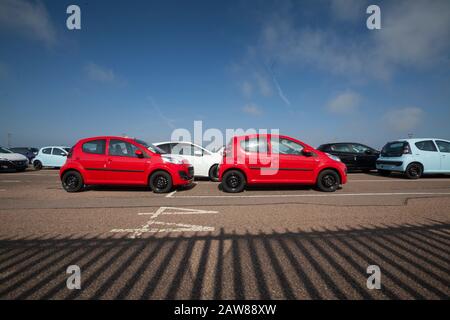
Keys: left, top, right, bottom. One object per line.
{"left": 60, "top": 136, "right": 193, "bottom": 187}
{"left": 218, "top": 134, "right": 347, "bottom": 185}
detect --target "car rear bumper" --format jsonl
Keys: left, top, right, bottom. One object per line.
{"left": 376, "top": 159, "right": 406, "bottom": 172}
{"left": 0, "top": 159, "right": 28, "bottom": 170}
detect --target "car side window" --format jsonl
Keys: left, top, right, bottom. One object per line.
{"left": 436, "top": 140, "right": 450, "bottom": 153}
{"left": 171, "top": 143, "right": 193, "bottom": 156}
{"left": 271, "top": 137, "right": 303, "bottom": 155}
{"left": 109, "top": 139, "right": 140, "bottom": 157}
{"left": 52, "top": 148, "right": 66, "bottom": 156}
{"left": 330, "top": 144, "right": 351, "bottom": 153}
{"left": 157, "top": 144, "right": 171, "bottom": 153}
{"left": 350, "top": 144, "right": 370, "bottom": 154}
{"left": 241, "top": 137, "right": 268, "bottom": 153}
{"left": 42, "top": 148, "right": 52, "bottom": 155}
{"left": 415, "top": 140, "right": 437, "bottom": 152}
{"left": 82, "top": 140, "right": 106, "bottom": 155}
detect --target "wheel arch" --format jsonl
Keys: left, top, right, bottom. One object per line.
{"left": 147, "top": 168, "right": 173, "bottom": 185}
{"left": 222, "top": 167, "right": 248, "bottom": 181}
{"left": 316, "top": 167, "right": 342, "bottom": 184}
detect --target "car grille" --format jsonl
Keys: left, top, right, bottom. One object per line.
{"left": 13, "top": 160, "right": 27, "bottom": 166}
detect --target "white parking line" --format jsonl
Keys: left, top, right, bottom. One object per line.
{"left": 166, "top": 190, "right": 177, "bottom": 198}
{"left": 171, "top": 192, "right": 450, "bottom": 199}
{"left": 0, "top": 189, "right": 5, "bottom": 192}
{"left": 0, "top": 180, "right": 21, "bottom": 183}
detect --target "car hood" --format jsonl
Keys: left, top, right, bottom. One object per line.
{"left": 0, "top": 152, "right": 28, "bottom": 161}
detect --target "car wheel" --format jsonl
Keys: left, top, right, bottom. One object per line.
{"left": 62, "top": 171, "right": 84, "bottom": 192}
{"left": 33, "top": 160, "right": 43, "bottom": 170}
{"left": 378, "top": 169, "right": 391, "bottom": 176}
{"left": 150, "top": 171, "right": 173, "bottom": 193}
{"left": 209, "top": 164, "right": 219, "bottom": 182}
{"left": 317, "top": 169, "right": 340, "bottom": 192}
{"left": 221, "top": 170, "right": 246, "bottom": 193}
{"left": 405, "top": 163, "right": 422, "bottom": 179}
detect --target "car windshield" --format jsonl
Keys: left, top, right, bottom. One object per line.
{"left": 382, "top": 141, "right": 407, "bottom": 157}
{"left": 134, "top": 139, "right": 166, "bottom": 154}
{"left": 0, "top": 147, "right": 12, "bottom": 153}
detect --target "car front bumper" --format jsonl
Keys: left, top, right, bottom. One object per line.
{"left": 0, "top": 159, "right": 28, "bottom": 170}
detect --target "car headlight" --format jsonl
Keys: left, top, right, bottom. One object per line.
{"left": 161, "top": 155, "right": 183, "bottom": 164}
{"left": 325, "top": 153, "right": 341, "bottom": 162}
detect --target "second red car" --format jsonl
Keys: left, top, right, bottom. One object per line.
{"left": 218, "top": 134, "right": 347, "bottom": 192}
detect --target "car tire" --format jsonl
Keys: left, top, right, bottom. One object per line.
{"left": 404, "top": 163, "right": 422, "bottom": 179}
{"left": 378, "top": 169, "right": 391, "bottom": 176}
{"left": 316, "top": 169, "right": 340, "bottom": 192}
{"left": 208, "top": 164, "right": 219, "bottom": 182}
{"left": 62, "top": 171, "right": 84, "bottom": 192}
{"left": 221, "top": 170, "right": 246, "bottom": 193}
{"left": 33, "top": 160, "right": 43, "bottom": 170}
{"left": 150, "top": 171, "right": 173, "bottom": 193}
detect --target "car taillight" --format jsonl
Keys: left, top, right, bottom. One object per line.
{"left": 403, "top": 143, "right": 411, "bottom": 154}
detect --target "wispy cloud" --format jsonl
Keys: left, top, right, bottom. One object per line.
{"left": 240, "top": 81, "right": 253, "bottom": 98}
{"left": 0, "top": 0, "right": 56, "bottom": 46}
{"left": 383, "top": 107, "right": 424, "bottom": 133}
{"left": 147, "top": 96, "right": 177, "bottom": 129}
{"left": 84, "top": 63, "right": 116, "bottom": 83}
{"left": 242, "top": 103, "right": 263, "bottom": 116}
{"left": 327, "top": 91, "right": 361, "bottom": 114}
{"left": 258, "top": 0, "right": 450, "bottom": 80}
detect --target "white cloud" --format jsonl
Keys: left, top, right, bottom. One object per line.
{"left": 85, "top": 63, "right": 116, "bottom": 83}
{"left": 240, "top": 81, "right": 253, "bottom": 98}
{"left": 243, "top": 103, "right": 262, "bottom": 116}
{"left": 0, "top": 0, "right": 56, "bottom": 46}
{"left": 254, "top": 72, "right": 273, "bottom": 97}
{"left": 327, "top": 91, "right": 361, "bottom": 114}
{"left": 258, "top": 0, "right": 450, "bottom": 80}
{"left": 383, "top": 107, "right": 424, "bottom": 132}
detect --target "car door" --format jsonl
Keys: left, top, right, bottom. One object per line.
{"left": 240, "top": 136, "right": 272, "bottom": 182}
{"left": 171, "top": 142, "right": 197, "bottom": 171}
{"left": 51, "top": 148, "right": 68, "bottom": 167}
{"left": 329, "top": 144, "right": 356, "bottom": 169}
{"left": 435, "top": 140, "right": 450, "bottom": 172}
{"left": 39, "top": 147, "right": 52, "bottom": 165}
{"left": 269, "top": 136, "right": 317, "bottom": 183}
{"left": 414, "top": 140, "right": 441, "bottom": 172}
{"left": 79, "top": 139, "right": 107, "bottom": 183}
{"left": 350, "top": 143, "right": 378, "bottom": 170}
{"left": 105, "top": 139, "right": 148, "bottom": 184}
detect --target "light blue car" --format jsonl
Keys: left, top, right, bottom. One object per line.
{"left": 33, "top": 146, "right": 71, "bottom": 170}
{"left": 376, "top": 138, "right": 450, "bottom": 179}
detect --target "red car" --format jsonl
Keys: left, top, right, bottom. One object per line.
{"left": 60, "top": 136, "right": 193, "bottom": 193}
{"left": 218, "top": 134, "right": 347, "bottom": 192}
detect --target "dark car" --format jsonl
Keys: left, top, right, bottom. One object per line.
{"left": 317, "top": 143, "right": 380, "bottom": 172}
{"left": 10, "top": 147, "right": 39, "bottom": 164}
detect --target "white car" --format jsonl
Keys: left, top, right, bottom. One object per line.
{"left": 154, "top": 141, "right": 222, "bottom": 181}
{"left": 376, "top": 138, "right": 450, "bottom": 179}
{"left": 33, "top": 146, "right": 71, "bottom": 170}
{"left": 0, "top": 146, "right": 29, "bottom": 172}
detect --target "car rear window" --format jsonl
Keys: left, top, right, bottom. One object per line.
{"left": 381, "top": 141, "right": 407, "bottom": 157}
{"left": 82, "top": 140, "right": 106, "bottom": 155}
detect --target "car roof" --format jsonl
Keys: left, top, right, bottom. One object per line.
{"left": 390, "top": 138, "right": 449, "bottom": 143}
{"left": 154, "top": 141, "right": 205, "bottom": 148}
{"left": 40, "top": 146, "right": 70, "bottom": 149}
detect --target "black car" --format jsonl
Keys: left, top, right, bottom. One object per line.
{"left": 317, "top": 143, "right": 380, "bottom": 172}
{"left": 9, "top": 147, "right": 39, "bottom": 164}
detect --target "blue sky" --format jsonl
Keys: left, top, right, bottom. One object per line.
{"left": 1, "top": 0, "right": 449, "bottom": 149}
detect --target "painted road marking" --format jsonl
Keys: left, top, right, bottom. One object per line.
{"left": 166, "top": 190, "right": 177, "bottom": 198}
{"left": 171, "top": 192, "right": 450, "bottom": 199}
{"left": 111, "top": 206, "right": 217, "bottom": 238}
{"left": 0, "top": 180, "right": 22, "bottom": 183}
{"left": 0, "top": 189, "right": 5, "bottom": 192}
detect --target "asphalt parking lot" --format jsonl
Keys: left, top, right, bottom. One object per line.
{"left": 0, "top": 168, "right": 449, "bottom": 299}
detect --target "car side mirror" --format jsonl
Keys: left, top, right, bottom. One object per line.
{"left": 135, "top": 150, "right": 144, "bottom": 158}
{"left": 302, "top": 149, "right": 313, "bottom": 157}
